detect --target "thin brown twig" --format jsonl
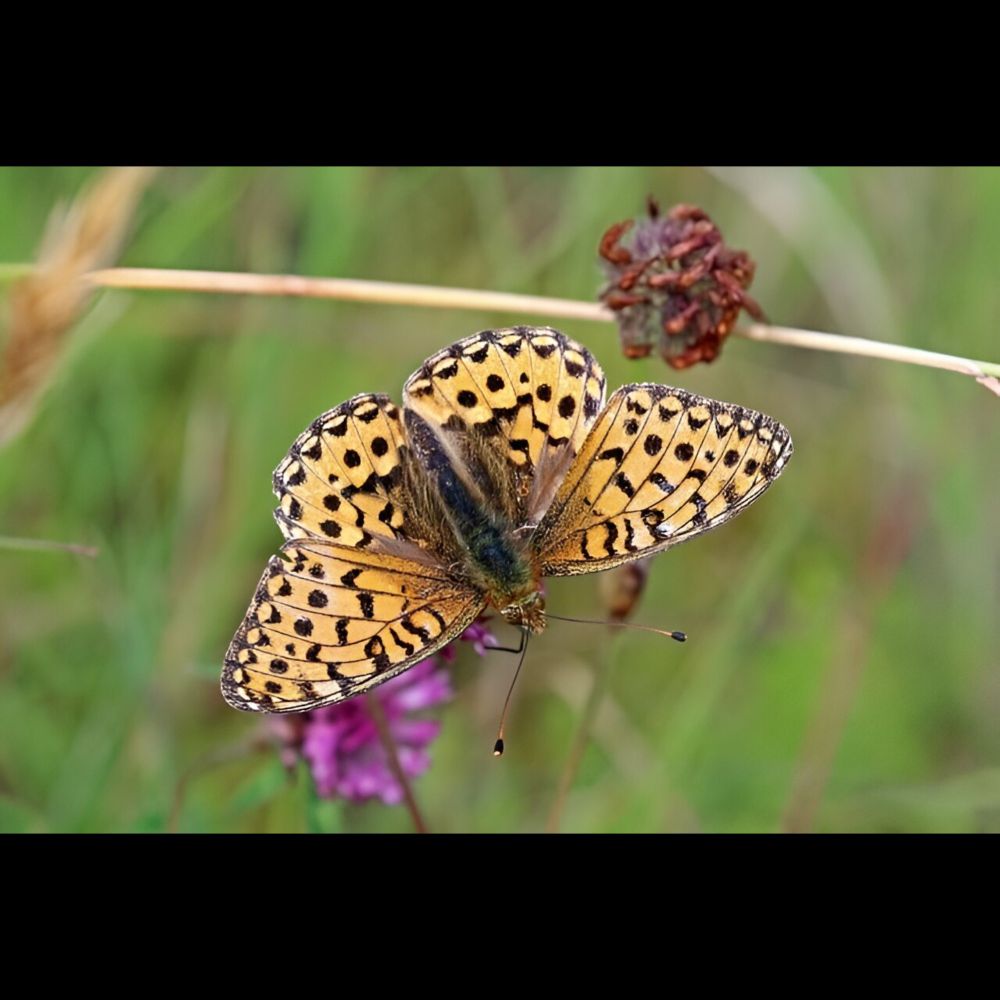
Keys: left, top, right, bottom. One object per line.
{"left": 546, "top": 561, "right": 652, "bottom": 833}
{"left": 75, "top": 267, "right": 1000, "bottom": 391}
{"left": 366, "top": 694, "right": 428, "bottom": 834}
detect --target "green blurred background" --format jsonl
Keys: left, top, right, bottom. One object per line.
{"left": 1, "top": 166, "right": 997, "bottom": 833}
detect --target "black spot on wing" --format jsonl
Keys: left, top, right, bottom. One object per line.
{"left": 623, "top": 518, "right": 638, "bottom": 552}
{"left": 364, "top": 636, "right": 391, "bottom": 672}
{"left": 614, "top": 472, "right": 635, "bottom": 497}
{"left": 401, "top": 617, "right": 431, "bottom": 643}
{"left": 354, "top": 405, "right": 379, "bottom": 423}
{"left": 389, "top": 627, "right": 415, "bottom": 657}
{"left": 603, "top": 521, "right": 619, "bottom": 556}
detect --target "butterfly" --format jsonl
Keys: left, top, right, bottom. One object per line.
{"left": 222, "top": 326, "right": 792, "bottom": 713}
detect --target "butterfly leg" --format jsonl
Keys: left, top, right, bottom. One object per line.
{"left": 484, "top": 627, "right": 528, "bottom": 655}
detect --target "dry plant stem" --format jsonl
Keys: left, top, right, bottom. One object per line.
{"left": 88, "top": 268, "right": 609, "bottom": 322}
{"left": 82, "top": 268, "right": 1000, "bottom": 390}
{"left": 0, "top": 534, "right": 98, "bottom": 557}
{"left": 741, "top": 323, "right": 1000, "bottom": 389}
{"left": 547, "top": 561, "right": 652, "bottom": 832}
{"left": 545, "top": 648, "right": 618, "bottom": 834}
{"left": 365, "top": 693, "right": 428, "bottom": 834}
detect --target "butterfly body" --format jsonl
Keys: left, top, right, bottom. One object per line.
{"left": 402, "top": 408, "right": 537, "bottom": 613}
{"left": 223, "top": 327, "right": 792, "bottom": 713}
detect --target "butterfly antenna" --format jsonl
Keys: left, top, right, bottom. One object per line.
{"left": 493, "top": 629, "right": 530, "bottom": 758}
{"left": 543, "top": 612, "right": 687, "bottom": 643}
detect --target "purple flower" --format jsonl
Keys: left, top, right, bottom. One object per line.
{"left": 270, "top": 619, "right": 496, "bottom": 805}
{"left": 440, "top": 619, "right": 498, "bottom": 661}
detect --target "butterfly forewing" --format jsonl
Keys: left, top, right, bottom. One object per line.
{"left": 222, "top": 540, "right": 485, "bottom": 712}
{"left": 534, "top": 384, "right": 793, "bottom": 575}
{"left": 403, "top": 327, "right": 606, "bottom": 523}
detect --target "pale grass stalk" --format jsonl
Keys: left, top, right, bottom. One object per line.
{"left": 82, "top": 267, "right": 1000, "bottom": 392}
{"left": 0, "top": 534, "right": 98, "bottom": 557}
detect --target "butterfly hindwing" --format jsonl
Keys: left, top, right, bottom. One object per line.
{"left": 402, "top": 327, "right": 606, "bottom": 523}
{"left": 534, "top": 384, "right": 793, "bottom": 575}
{"left": 223, "top": 540, "right": 485, "bottom": 712}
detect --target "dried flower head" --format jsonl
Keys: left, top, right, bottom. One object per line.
{"left": 598, "top": 199, "right": 764, "bottom": 370}
{"left": 599, "top": 559, "right": 651, "bottom": 623}
{"left": 268, "top": 620, "right": 496, "bottom": 806}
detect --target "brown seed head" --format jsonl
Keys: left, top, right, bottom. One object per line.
{"left": 598, "top": 199, "right": 764, "bottom": 370}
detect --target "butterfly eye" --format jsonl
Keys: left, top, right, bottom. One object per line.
{"left": 500, "top": 605, "right": 525, "bottom": 626}
{"left": 499, "top": 592, "right": 546, "bottom": 634}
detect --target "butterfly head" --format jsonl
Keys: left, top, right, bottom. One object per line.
{"left": 499, "top": 589, "right": 547, "bottom": 634}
